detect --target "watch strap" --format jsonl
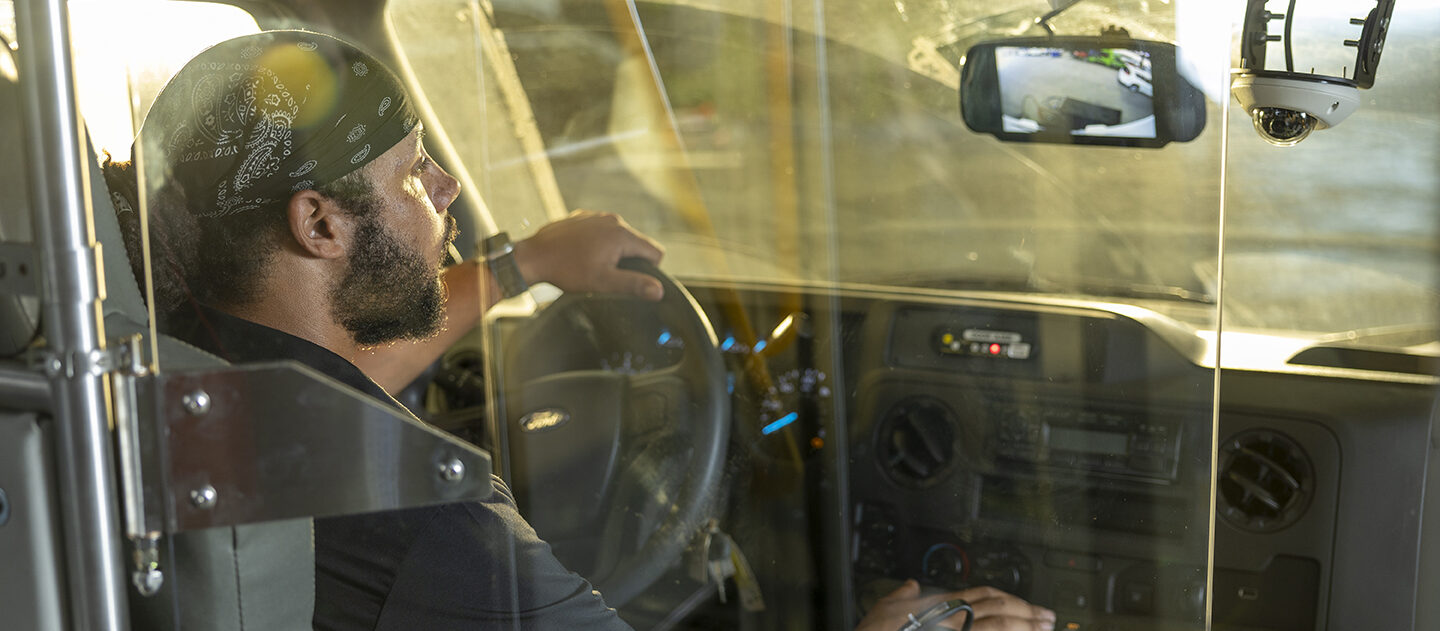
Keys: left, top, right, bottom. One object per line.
{"left": 483, "top": 232, "right": 529, "bottom": 298}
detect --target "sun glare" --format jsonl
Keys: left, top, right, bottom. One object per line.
{"left": 68, "top": 1, "right": 260, "bottom": 160}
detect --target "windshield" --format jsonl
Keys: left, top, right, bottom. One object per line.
{"left": 389, "top": 0, "right": 1436, "bottom": 345}
{"left": 395, "top": 0, "right": 1218, "bottom": 287}
{"left": 51, "top": 0, "right": 1436, "bottom": 341}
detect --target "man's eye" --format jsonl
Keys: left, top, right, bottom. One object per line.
{"left": 413, "top": 158, "right": 430, "bottom": 175}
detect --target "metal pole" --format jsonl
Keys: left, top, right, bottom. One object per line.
{"left": 15, "top": 0, "right": 129, "bottom": 629}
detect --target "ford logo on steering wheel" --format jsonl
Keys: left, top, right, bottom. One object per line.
{"left": 519, "top": 408, "right": 570, "bottom": 433}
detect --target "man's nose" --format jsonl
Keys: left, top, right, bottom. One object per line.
{"left": 429, "top": 163, "right": 461, "bottom": 211}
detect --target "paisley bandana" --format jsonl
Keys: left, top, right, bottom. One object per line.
{"left": 136, "top": 30, "right": 418, "bottom": 218}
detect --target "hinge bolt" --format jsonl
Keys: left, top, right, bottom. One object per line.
{"left": 189, "top": 485, "right": 217, "bottom": 510}
{"left": 182, "top": 390, "right": 211, "bottom": 416}
{"left": 438, "top": 458, "right": 466, "bottom": 483}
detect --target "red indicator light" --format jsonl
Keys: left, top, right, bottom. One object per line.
{"left": 990, "top": 343, "right": 1002, "bottom": 355}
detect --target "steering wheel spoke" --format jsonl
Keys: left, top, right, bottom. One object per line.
{"left": 625, "top": 364, "right": 693, "bottom": 438}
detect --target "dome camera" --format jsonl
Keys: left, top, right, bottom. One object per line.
{"left": 1232, "top": 0, "right": 1394, "bottom": 147}
{"left": 1251, "top": 107, "right": 1316, "bottom": 146}
{"left": 1231, "top": 73, "right": 1361, "bottom": 147}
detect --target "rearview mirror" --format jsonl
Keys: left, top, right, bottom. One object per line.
{"left": 960, "top": 37, "right": 1206, "bottom": 147}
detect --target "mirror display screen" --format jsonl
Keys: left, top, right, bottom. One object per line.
{"left": 995, "top": 46, "right": 1157, "bottom": 139}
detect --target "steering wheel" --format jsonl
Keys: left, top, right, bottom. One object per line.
{"left": 499, "top": 258, "right": 729, "bottom": 607}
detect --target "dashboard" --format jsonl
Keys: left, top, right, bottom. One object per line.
{"left": 485, "top": 280, "right": 1436, "bottom": 631}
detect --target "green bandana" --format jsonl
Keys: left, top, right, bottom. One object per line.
{"left": 137, "top": 30, "right": 418, "bottom": 217}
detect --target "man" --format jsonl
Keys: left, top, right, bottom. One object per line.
{"left": 120, "top": 30, "right": 1055, "bottom": 630}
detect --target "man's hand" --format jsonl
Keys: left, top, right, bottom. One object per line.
{"left": 513, "top": 209, "right": 666, "bottom": 300}
{"left": 855, "top": 580, "right": 1055, "bottom": 631}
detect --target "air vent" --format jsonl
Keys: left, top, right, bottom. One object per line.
{"left": 875, "top": 397, "right": 959, "bottom": 488}
{"left": 1218, "top": 430, "right": 1314, "bottom": 533}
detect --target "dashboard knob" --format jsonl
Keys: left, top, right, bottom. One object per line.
{"left": 971, "top": 547, "right": 1030, "bottom": 594}
{"left": 921, "top": 544, "right": 969, "bottom": 588}
{"left": 978, "top": 562, "right": 1024, "bottom": 593}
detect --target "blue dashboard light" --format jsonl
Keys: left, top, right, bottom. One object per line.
{"left": 657, "top": 330, "right": 672, "bottom": 346}
{"left": 721, "top": 335, "right": 736, "bottom": 351}
{"left": 762, "top": 412, "right": 799, "bottom": 435}
{"left": 753, "top": 340, "right": 768, "bottom": 353}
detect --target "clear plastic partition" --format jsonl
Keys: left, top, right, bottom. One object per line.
{"left": 66, "top": 0, "right": 261, "bottom": 352}
{"left": 68, "top": 0, "right": 1230, "bottom": 628}
{"left": 393, "top": 1, "right": 1227, "bottom": 630}
{"left": 86, "top": 4, "right": 499, "bottom": 630}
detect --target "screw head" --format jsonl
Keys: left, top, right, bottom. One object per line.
{"left": 132, "top": 568, "right": 164, "bottom": 596}
{"left": 182, "top": 390, "right": 211, "bottom": 416}
{"left": 189, "top": 485, "right": 217, "bottom": 509}
{"left": 437, "top": 458, "right": 466, "bottom": 483}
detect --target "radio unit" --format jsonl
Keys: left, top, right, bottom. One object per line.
{"left": 991, "top": 403, "right": 1181, "bottom": 481}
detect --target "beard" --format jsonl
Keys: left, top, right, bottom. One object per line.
{"left": 330, "top": 213, "right": 457, "bottom": 347}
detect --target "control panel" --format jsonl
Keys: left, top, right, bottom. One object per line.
{"left": 935, "top": 327, "right": 1033, "bottom": 360}
{"left": 852, "top": 500, "right": 1208, "bottom": 630}
{"left": 853, "top": 501, "right": 1032, "bottom": 596}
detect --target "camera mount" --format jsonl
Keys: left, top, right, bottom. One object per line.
{"left": 1231, "top": 0, "right": 1395, "bottom": 146}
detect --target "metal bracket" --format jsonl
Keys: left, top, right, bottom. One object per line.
{"left": 1035, "top": 0, "right": 1085, "bottom": 35}
{"left": 137, "top": 361, "right": 493, "bottom": 532}
{"left": 107, "top": 350, "right": 496, "bottom": 595}
{"left": 109, "top": 335, "right": 163, "bottom": 596}
{"left": 36, "top": 336, "right": 143, "bottom": 379}
{"left": 0, "top": 241, "right": 38, "bottom": 296}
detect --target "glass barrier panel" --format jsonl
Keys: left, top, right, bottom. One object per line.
{"left": 50, "top": 0, "right": 1287, "bottom": 628}
{"left": 1217, "top": 1, "right": 1440, "bottom": 627}
{"left": 399, "top": 0, "right": 1227, "bottom": 629}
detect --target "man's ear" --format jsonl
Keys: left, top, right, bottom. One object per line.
{"left": 285, "top": 189, "right": 353, "bottom": 259}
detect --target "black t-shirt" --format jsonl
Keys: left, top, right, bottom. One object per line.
{"left": 172, "top": 306, "right": 632, "bottom": 630}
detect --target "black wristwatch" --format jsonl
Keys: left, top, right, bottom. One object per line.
{"left": 482, "top": 231, "right": 529, "bottom": 298}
